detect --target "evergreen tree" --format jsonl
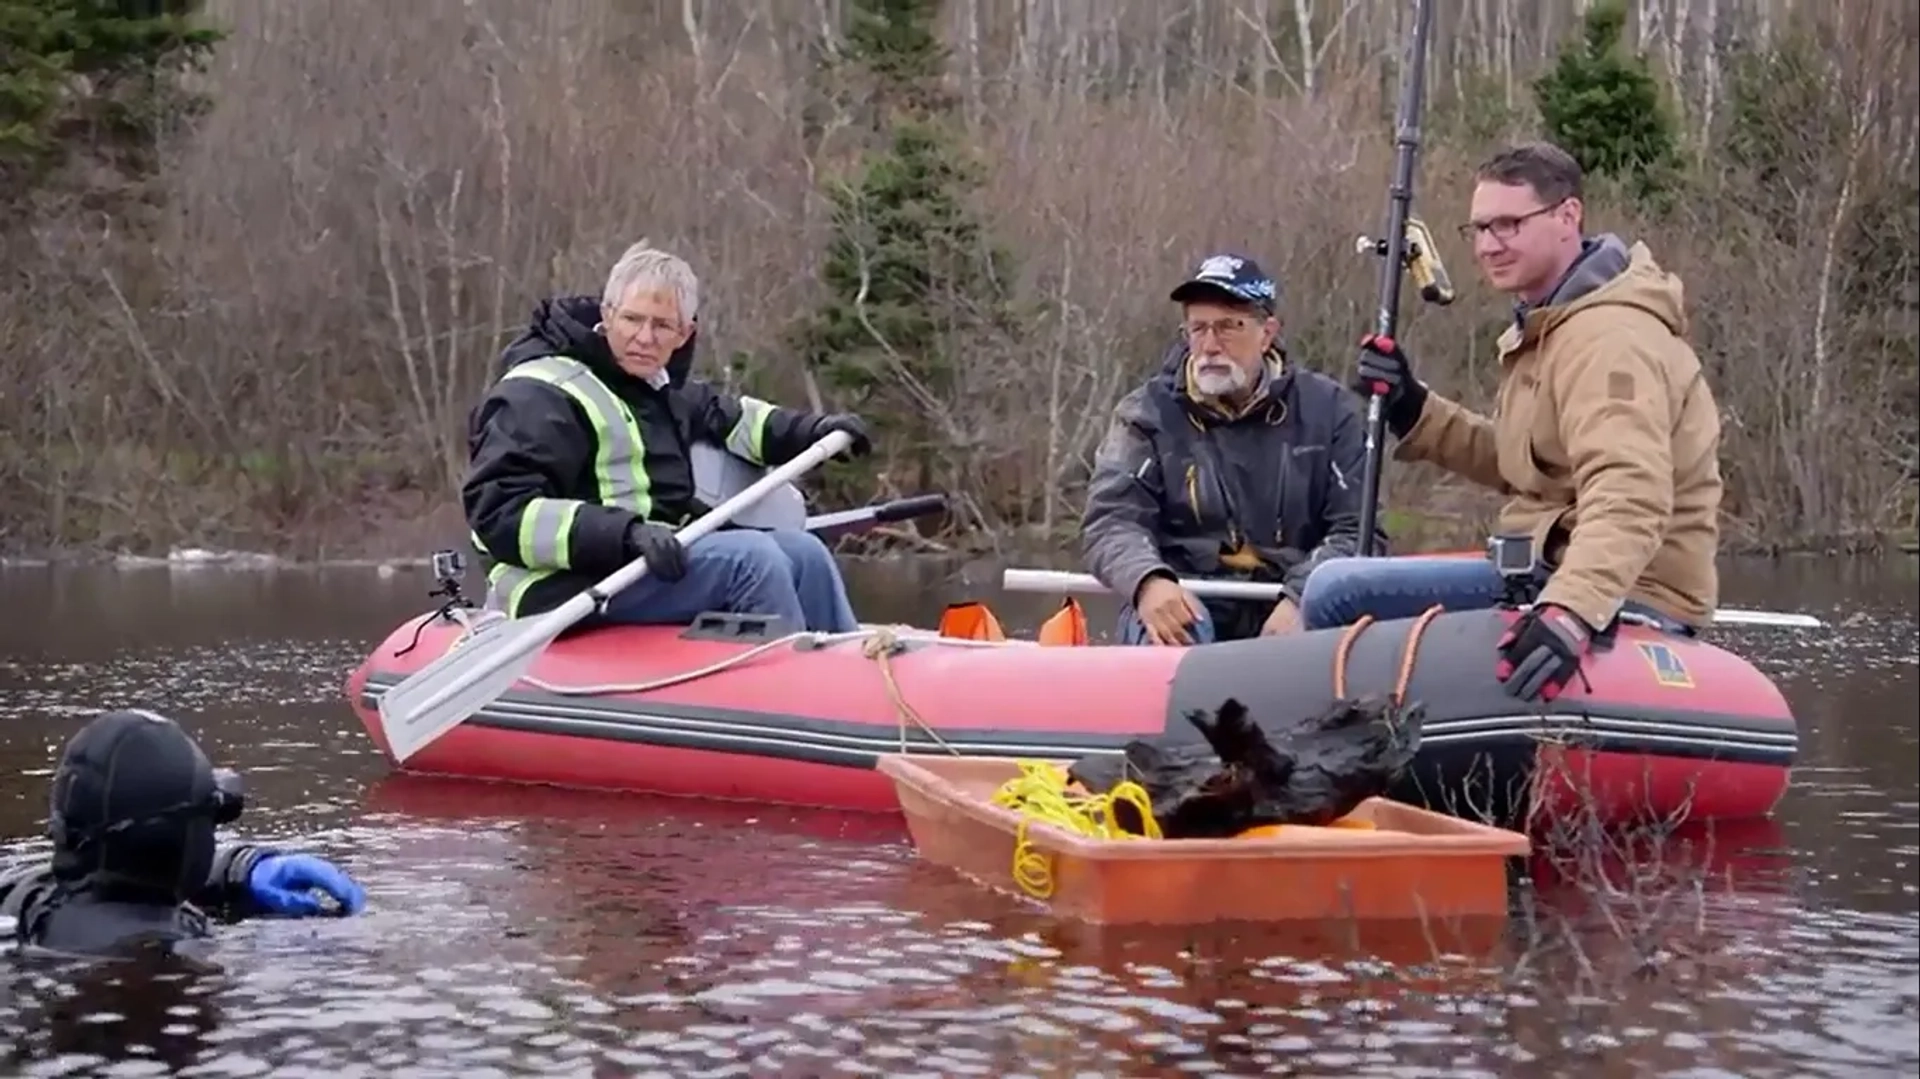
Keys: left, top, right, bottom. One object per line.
{"left": 1532, "top": 0, "right": 1679, "bottom": 202}
{"left": 792, "top": 0, "right": 1020, "bottom": 504}
{"left": 842, "top": 0, "right": 948, "bottom": 112}
{"left": 0, "top": 0, "right": 222, "bottom": 201}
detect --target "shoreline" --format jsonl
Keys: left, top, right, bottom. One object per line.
{"left": 3, "top": 529, "right": 1914, "bottom": 572}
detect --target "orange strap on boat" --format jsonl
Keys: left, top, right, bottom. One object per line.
{"left": 1331, "top": 603, "right": 1445, "bottom": 705}
{"left": 1036, "top": 598, "right": 1089, "bottom": 647}
{"left": 1232, "top": 605, "right": 1444, "bottom": 842}
{"left": 937, "top": 602, "right": 1007, "bottom": 642}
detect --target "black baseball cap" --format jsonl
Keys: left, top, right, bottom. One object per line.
{"left": 1169, "top": 253, "right": 1279, "bottom": 314}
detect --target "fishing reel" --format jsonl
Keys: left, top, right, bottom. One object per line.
{"left": 1355, "top": 217, "right": 1457, "bottom": 307}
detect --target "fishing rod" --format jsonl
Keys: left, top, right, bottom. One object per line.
{"left": 1353, "top": 0, "right": 1453, "bottom": 558}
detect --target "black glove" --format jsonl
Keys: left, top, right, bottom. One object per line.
{"left": 810, "top": 413, "right": 873, "bottom": 458}
{"left": 1495, "top": 603, "right": 1593, "bottom": 703}
{"left": 1352, "top": 333, "right": 1429, "bottom": 439}
{"left": 623, "top": 521, "right": 688, "bottom": 583}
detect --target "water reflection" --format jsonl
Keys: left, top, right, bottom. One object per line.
{"left": 3, "top": 951, "right": 227, "bottom": 1073}
{"left": 0, "top": 556, "right": 1913, "bottom": 1075}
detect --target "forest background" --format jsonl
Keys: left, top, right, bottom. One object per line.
{"left": 1, "top": 0, "right": 1913, "bottom": 561}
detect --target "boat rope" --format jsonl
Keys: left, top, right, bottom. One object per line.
{"left": 1331, "top": 603, "right": 1445, "bottom": 704}
{"left": 986, "top": 760, "right": 1162, "bottom": 900}
{"left": 860, "top": 626, "right": 962, "bottom": 756}
{"left": 475, "top": 623, "right": 1017, "bottom": 699}
{"left": 521, "top": 629, "right": 858, "bottom": 696}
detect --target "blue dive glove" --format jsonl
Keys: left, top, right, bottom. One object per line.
{"left": 247, "top": 853, "right": 367, "bottom": 917}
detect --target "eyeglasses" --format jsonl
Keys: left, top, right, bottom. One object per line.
{"left": 612, "top": 311, "right": 686, "bottom": 339}
{"left": 1183, "top": 316, "right": 1260, "bottom": 341}
{"left": 1458, "top": 200, "right": 1566, "bottom": 241}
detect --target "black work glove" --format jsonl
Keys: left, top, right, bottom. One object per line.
{"left": 810, "top": 413, "right": 873, "bottom": 458}
{"left": 1352, "top": 333, "right": 1430, "bottom": 439}
{"left": 623, "top": 520, "right": 688, "bottom": 583}
{"left": 1495, "top": 603, "right": 1593, "bottom": 703}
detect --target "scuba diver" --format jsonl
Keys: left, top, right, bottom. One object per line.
{"left": 0, "top": 709, "right": 367, "bottom": 959}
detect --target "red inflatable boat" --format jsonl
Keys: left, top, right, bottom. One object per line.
{"left": 346, "top": 600, "right": 1797, "bottom": 831}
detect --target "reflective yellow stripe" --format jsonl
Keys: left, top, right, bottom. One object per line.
{"left": 513, "top": 497, "right": 577, "bottom": 569}
{"left": 724, "top": 396, "right": 774, "bottom": 465}
{"left": 478, "top": 356, "right": 658, "bottom": 615}
{"left": 504, "top": 357, "right": 653, "bottom": 519}
{"left": 487, "top": 561, "right": 548, "bottom": 619}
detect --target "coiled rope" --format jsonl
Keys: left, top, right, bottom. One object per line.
{"left": 987, "top": 759, "right": 1161, "bottom": 899}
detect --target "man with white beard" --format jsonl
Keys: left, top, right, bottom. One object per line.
{"left": 1080, "top": 253, "right": 1380, "bottom": 645}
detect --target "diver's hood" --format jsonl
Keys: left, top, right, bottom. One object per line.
{"left": 48, "top": 710, "right": 236, "bottom": 902}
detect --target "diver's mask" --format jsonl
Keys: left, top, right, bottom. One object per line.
{"left": 50, "top": 767, "right": 244, "bottom": 853}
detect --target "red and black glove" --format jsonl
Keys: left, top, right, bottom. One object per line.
{"left": 1495, "top": 603, "right": 1593, "bottom": 702}
{"left": 1352, "top": 334, "right": 1429, "bottom": 438}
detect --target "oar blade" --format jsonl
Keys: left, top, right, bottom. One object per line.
{"left": 376, "top": 615, "right": 558, "bottom": 765}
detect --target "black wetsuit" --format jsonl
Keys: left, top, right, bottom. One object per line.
{"left": 1, "top": 709, "right": 279, "bottom": 959}
{"left": 0, "top": 843, "right": 279, "bottom": 959}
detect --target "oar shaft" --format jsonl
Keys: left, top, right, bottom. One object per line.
{"left": 581, "top": 430, "right": 855, "bottom": 608}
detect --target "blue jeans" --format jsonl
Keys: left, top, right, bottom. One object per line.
{"left": 1297, "top": 556, "right": 1696, "bottom": 635}
{"left": 1116, "top": 605, "right": 1220, "bottom": 645}
{"left": 595, "top": 529, "right": 859, "bottom": 633}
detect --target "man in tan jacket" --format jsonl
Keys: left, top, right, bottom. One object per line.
{"left": 1298, "top": 141, "right": 1724, "bottom": 703}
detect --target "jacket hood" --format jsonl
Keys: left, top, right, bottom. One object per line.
{"left": 1508, "top": 235, "right": 1688, "bottom": 351}
{"left": 496, "top": 294, "right": 697, "bottom": 385}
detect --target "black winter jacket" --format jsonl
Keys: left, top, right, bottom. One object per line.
{"left": 1080, "top": 343, "right": 1386, "bottom": 638}
{"left": 462, "top": 296, "right": 826, "bottom": 617}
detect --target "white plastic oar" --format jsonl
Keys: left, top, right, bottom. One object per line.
{"left": 378, "top": 430, "right": 855, "bottom": 765}
{"left": 997, "top": 568, "right": 1827, "bottom": 630}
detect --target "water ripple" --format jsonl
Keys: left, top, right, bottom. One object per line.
{"left": 0, "top": 562, "right": 1914, "bottom": 1076}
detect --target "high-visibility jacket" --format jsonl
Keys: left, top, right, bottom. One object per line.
{"left": 462, "top": 295, "right": 822, "bottom": 617}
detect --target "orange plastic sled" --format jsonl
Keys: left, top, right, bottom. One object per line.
{"left": 876, "top": 754, "right": 1532, "bottom": 927}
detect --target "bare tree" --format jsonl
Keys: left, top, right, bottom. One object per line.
{"left": 0, "top": 0, "right": 1911, "bottom": 557}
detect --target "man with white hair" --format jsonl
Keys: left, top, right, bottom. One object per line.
{"left": 462, "top": 243, "right": 872, "bottom": 632}
{"left": 1079, "top": 252, "right": 1380, "bottom": 645}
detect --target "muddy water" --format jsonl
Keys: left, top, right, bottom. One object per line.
{"left": 0, "top": 556, "right": 1914, "bottom": 1077}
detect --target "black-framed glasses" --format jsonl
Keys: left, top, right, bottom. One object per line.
{"left": 1182, "top": 316, "right": 1260, "bottom": 341}
{"left": 1458, "top": 200, "right": 1566, "bottom": 241}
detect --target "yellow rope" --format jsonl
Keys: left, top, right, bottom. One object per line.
{"left": 855, "top": 630, "right": 1161, "bottom": 898}
{"left": 988, "top": 760, "right": 1162, "bottom": 899}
